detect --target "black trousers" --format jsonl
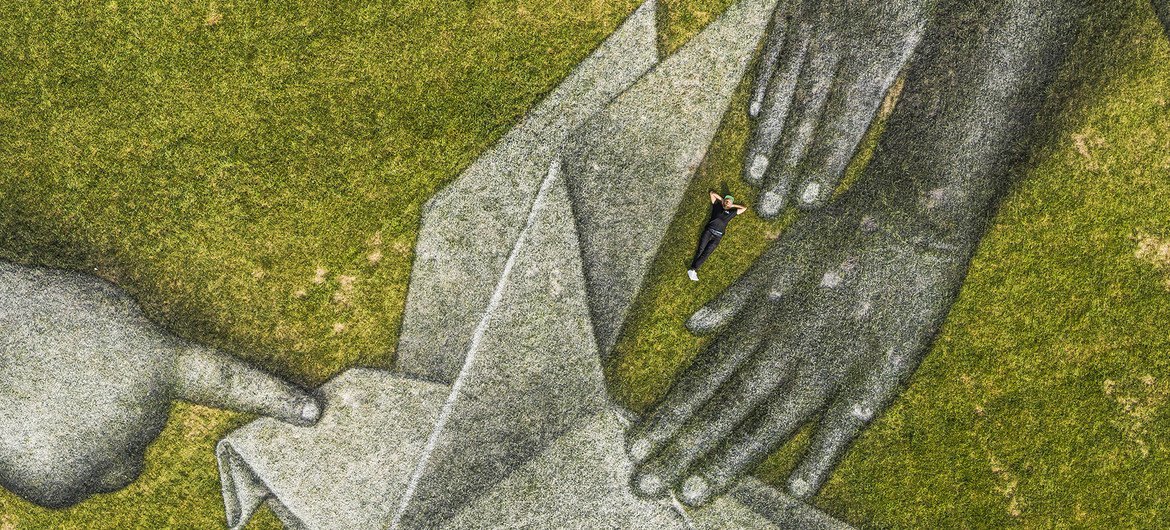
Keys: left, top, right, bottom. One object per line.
{"left": 690, "top": 228, "right": 723, "bottom": 271}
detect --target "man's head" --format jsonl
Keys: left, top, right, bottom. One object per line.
{"left": 722, "top": 195, "right": 734, "bottom": 208}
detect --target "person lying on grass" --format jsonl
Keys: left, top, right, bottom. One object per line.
{"left": 688, "top": 192, "right": 748, "bottom": 282}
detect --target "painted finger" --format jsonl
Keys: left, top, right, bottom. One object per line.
{"left": 749, "top": 0, "right": 800, "bottom": 117}
{"left": 785, "top": 392, "right": 882, "bottom": 500}
{"left": 785, "top": 347, "right": 918, "bottom": 499}
{"left": 793, "top": 43, "right": 920, "bottom": 209}
{"left": 755, "top": 41, "right": 841, "bottom": 218}
{"left": 173, "top": 345, "right": 321, "bottom": 426}
{"left": 743, "top": 17, "right": 812, "bottom": 186}
{"left": 688, "top": 229, "right": 810, "bottom": 334}
{"left": 787, "top": 310, "right": 940, "bottom": 498}
{"left": 679, "top": 376, "right": 830, "bottom": 506}
{"left": 687, "top": 257, "right": 786, "bottom": 335}
{"left": 794, "top": 76, "right": 893, "bottom": 209}
{"left": 632, "top": 342, "right": 799, "bottom": 497}
{"left": 686, "top": 273, "right": 760, "bottom": 335}
{"left": 627, "top": 313, "right": 770, "bottom": 465}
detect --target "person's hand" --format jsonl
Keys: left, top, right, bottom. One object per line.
{"left": 745, "top": 0, "right": 932, "bottom": 216}
{"left": 0, "top": 262, "right": 321, "bottom": 508}
{"left": 625, "top": 196, "right": 973, "bottom": 505}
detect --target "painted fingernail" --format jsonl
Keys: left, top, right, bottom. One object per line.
{"left": 629, "top": 437, "right": 652, "bottom": 464}
{"left": 681, "top": 475, "right": 710, "bottom": 506}
{"left": 635, "top": 472, "right": 666, "bottom": 498}
{"left": 800, "top": 182, "right": 822, "bottom": 205}
{"left": 758, "top": 191, "right": 784, "bottom": 217}
{"left": 788, "top": 476, "right": 812, "bottom": 499}
{"left": 747, "top": 154, "right": 769, "bottom": 182}
{"left": 687, "top": 306, "right": 722, "bottom": 332}
{"left": 850, "top": 402, "right": 874, "bottom": 421}
{"left": 299, "top": 398, "right": 321, "bottom": 424}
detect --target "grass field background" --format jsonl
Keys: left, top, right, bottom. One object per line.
{"left": 1, "top": 0, "right": 1168, "bottom": 528}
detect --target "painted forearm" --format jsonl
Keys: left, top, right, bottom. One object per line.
{"left": 845, "top": 0, "right": 1083, "bottom": 253}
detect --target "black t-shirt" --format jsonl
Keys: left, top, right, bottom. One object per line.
{"left": 705, "top": 201, "right": 738, "bottom": 232}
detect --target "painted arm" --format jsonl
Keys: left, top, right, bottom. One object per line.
{"left": 627, "top": 0, "right": 1083, "bottom": 505}
{"left": 745, "top": 0, "right": 935, "bottom": 217}
{"left": 709, "top": 191, "right": 723, "bottom": 203}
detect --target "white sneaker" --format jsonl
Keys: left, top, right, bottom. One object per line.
{"left": 687, "top": 269, "right": 698, "bottom": 281}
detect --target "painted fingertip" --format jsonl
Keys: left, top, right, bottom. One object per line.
{"left": 748, "top": 97, "right": 763, "bottom": 118}
{"left": 680, "top": 475, "right": 711, "bottom": 506}
{"left": 686, "top": 306, "right": 721, "bottom": 333}
{"left": 628, "top": 437, "right": 653, "bottom": 464}
{"left": 635, "top": 472, "right": 666, "bottom": 498}
{"left": 799, "top": 181, "right": 822, "bottom": 206}
{"left": 758, "top": 190, "right": 785, "bottom": 218}
{"left": 787, "top": 475, "right": 813, "bottom": 499}
{"left": 746, "top": 154, "right": 769, "bottom": 183}
{"left": 297, "top": 396, "right": 322, "bottom": 425}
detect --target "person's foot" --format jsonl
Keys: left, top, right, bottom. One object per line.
{"left": 687, "top": 269, "right": 698, "bottom": 281}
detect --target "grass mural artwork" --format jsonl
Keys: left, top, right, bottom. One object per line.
{"left": 1, "top": 0, "right": 1168, "bottom": 528}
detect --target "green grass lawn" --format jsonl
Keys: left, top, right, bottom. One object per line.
{"left": 2, "top": 0, "right": 1169, "bottom": 528}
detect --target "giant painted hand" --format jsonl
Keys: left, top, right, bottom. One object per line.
{"left": 745, "top": 0, "right": 933, "bottom": 216}
{"left": 629, "top": 0, "right": 1083, "bottom": 505}
{"left": 628, "top": 192, "right": 971, "bottom": 505}
{"left": 0, "top": 262, "right": 322, "bottom": 508}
